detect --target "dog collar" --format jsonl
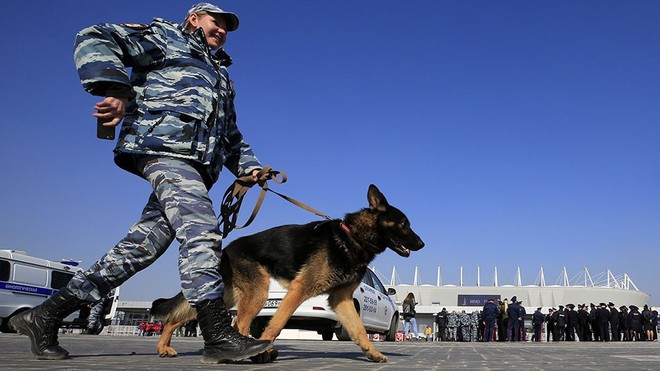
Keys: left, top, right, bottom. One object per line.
{"left": 339, "top": 222, "right": 352, "bottom": 234}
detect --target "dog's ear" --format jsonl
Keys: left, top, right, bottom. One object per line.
{"left": 367, "top": 184, "right": 389, "bottom": 210}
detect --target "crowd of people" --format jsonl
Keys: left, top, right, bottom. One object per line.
{"left": 540, "top": 302, "right": 658, "bottom": 342}
{"left": 432, "top": 297, "right": 659, "bottom": 342}
{"left": 137, "top": 321, "right": 164, "bottom": 336}
{"left": 433, "top": 308, "right": 487, "bottom": 342}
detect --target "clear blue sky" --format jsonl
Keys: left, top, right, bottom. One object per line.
{"left": 1, "top": 1, "right": 658, "bottom": 304}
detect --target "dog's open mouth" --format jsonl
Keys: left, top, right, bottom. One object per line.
{"left": 389, "top": 240, "right": 411, "bottom": 257}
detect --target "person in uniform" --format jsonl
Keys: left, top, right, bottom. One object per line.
{"left": 435, "top": 308, "right": 448, "bottom": 341}
{"left": 470, "top": 311, "right": 480, "bottom": 342}
{"left": 577, "top": 304, "right": 590, "bottom": 341}
{"left": 589, "top": 303, "right": 601, "bottom": 341}
{"left": 597, "top": 303, "right": 610, "bottom": 341}
{"left": 532, "top": 307, "right": 544, "bottom": 342}
{"left": 448, "top": 311, "right": 459, "bottom": 341}
{"left": 506, "top": 296, "right": 521, "bottom": 341}
{"left": 642, "top": 304, "right": 654, "bottom": 341}
{"left": 618, "top": 306, "right": 630, "bottom": 341}
{"left": 462, "top": 310, "right": 473, "bottom": 342}
{"left": 545, "top": 308, "right": 555, "bottom": 342}
{"left": 552, "top": 305, "right": 566, "bottom": 341}
{"left": 9, "top": 3, "right": 271, "bottom": 363}
{"left": 565, "top": 304, "right": 578, "bottom": 341}
{"left": 482, "top": 299, "right": 498, "bottom": 342}
{"left": 608, "top": 302, "right": 620, "bottom": 341}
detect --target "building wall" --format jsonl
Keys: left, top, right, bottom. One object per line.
{"left": 390, "top": 284, "right": 650, "bottom": 314}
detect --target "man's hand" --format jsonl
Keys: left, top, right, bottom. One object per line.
{"left": 94, "top": 97, "right": 127, "bottom": 127}
{"left": 251, "top": 169, "right": 260, "bottom": 182}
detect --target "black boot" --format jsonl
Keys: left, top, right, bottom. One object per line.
{"left": 9, "top": 288, "right": 87, "bottom": 360}
{"left": 196, "top": 298, "right": 272, "bottom": 364}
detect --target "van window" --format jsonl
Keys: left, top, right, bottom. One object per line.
{"left": 14, "top": 264, "right": 48, "bottom": 286}
{"left": 0, "top": 259, "right": 9, "bottom": 281}
{"left": 51, "top": 271, "right": 75, "bottom": 290}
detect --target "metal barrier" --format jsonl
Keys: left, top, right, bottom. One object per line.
{"left": 99, "top": 325, "right": 141, "bottom": 336}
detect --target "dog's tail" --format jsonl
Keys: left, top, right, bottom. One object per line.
{"left": 151, "top": 292, "right": 196, "bottom": 323}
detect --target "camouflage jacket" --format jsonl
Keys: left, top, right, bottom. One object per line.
{"left": 448, "top": 312, "right": 458, "bottom": 327}
{"left": 74, "top": 18, "right": 260, "bottom": 185}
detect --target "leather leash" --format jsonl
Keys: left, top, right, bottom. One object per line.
{"left": 219, "top": 166, "right": 332, "bottom": 237}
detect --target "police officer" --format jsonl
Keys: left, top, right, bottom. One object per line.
{"left": 448, "top": 311, "right": 458, "bottom": 341}
{"left": 482, "top": 299, "right": 498, "bottom": 342}
{"left": 469, "top": 311, "right": 480, "bottom": 342}
{"left": 9, "top": 3, "right": 271, "bottom": 363}
{"left": 589, "top": 303, "right": 600, "bottom": 341}
{"left": 597, "top": 303, "right": 611, "bottom": 341}
{"left": 459, "top": 310, "right": 471, "bottom": 342}
{"left": 619, "top": 305, "right": 630, "bottom": 341}
{"left": 435, "top": 308, "right": 448, "bottom": 341}
{"left": 552, "top": 305, "right": 566, "bottom": 341}
{"left": 565, "top": 304, "right": 578, "bottom": 341}
{"left": 545, "top": 308, "right": 555, "bottom": 341}
{"left": 532, "top": 307, "right": 544, "bottom": 342}
{"left": 506, "top": 296, "right": 521, "bottom": 341}
{"left": 608, "top": 302, "right": 620, "bottom": 341}
{"left": 577, "top": 304, "right": 590, "bottom": 341}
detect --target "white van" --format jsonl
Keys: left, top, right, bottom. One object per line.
{"left": 0, "top": 249, "right": 114, "bottom": 333}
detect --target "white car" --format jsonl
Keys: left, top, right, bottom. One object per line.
{"left": 247, "top": 268, "right": 399, "bottom": 341}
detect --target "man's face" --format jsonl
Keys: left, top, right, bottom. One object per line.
{"left": 189, "top": 13, "right": 228, "bottom": 50}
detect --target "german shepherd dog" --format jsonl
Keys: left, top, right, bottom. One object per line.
{"left": 151, "top": 184, "right": 424, "bottom": 363}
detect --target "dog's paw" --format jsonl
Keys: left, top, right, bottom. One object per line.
{"left": 250, "top": 348, "right": 278, "bottom": 363}
{"left": 367, "top": 351, "right": 388, "bottom": 363}
{"left": 157, "top": 346, "right": 178, "bottom": 358}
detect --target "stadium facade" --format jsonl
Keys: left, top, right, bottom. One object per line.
{"left": 379, "top": 266, "right": 651, "bottom": 329}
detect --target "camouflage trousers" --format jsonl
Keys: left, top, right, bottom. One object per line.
{"left": 461, "top": 325, "right": 471, "bottom": 341}
{"left": 67, "top": 156, "right": 224, "bottom": 305}
{"left": 447, "top": 326, "right": 457, "bottom": 341}
{"left": 87, "top": 299, "right": 105, "bottom": 331}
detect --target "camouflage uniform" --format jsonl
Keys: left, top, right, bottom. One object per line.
{"left": 68, "top": 18, "right": 260, "bottom": 305}
{"left": 460, "top": 310, "right": 471, "bottom": 342}
{"left": 448, "top": 311, "right": 458, "bottom": 341}
{"left": 86, "top": 297, "right": 107, "bottom": 334}
{"left": 470, "top": 311, "right": 480, "bottom": 342}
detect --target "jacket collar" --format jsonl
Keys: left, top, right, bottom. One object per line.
{"left": 185, "top": 26, "right": 234, "bottom": 67}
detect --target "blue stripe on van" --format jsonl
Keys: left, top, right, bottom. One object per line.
{"left": 0, "top": 281, "right": 55, "bottom": 296}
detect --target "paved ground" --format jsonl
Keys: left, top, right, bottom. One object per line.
{"left": 1, "top": 333, "right": 659, "bottom": 370}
